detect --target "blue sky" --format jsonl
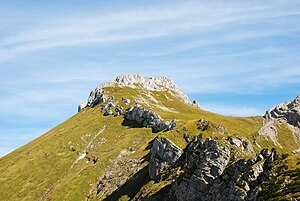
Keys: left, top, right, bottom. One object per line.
{"left": 0, "top": 0, "right": 300, "bottom": 157}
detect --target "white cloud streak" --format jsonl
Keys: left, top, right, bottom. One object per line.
{"left": 0, "top": 1, "right": 299, "bottom": 61}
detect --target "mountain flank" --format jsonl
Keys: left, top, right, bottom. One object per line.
{"left": 0, "top": 74, "right": 299, "bottom": 201}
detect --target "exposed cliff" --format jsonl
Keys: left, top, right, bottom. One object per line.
{"left": 147, "top": 137, "right": 279, "bottom": 201}
{"left": 264, "top": 95, "right": 300, "bottom": 128}
{"left": 80, "top": 74, "right": 200, "bottom": 110}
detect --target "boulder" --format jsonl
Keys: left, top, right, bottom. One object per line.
{"left": 264, "top": 95, "right": 300, "bottom": 128}
{"left": 167, "top": 137, "right": 278, "bottom": 201}
{"left": 192, "top": 100, "right": 200, "bottom": 108}
{"left": 124, "top": 104, "right": 176, "bottom": 132}
{"left": 103, "top": 109, "right": 113, "bottom": 116}
{"left": 122, "top": 97, "right": 131, "bottom": 105}
{"left": 228, "top": 135, "right": 254, "bottom": 154}
{"left": 87, "top": 87, "right": 106, "bottom": 107}
{"left": 197, "top": 119, "right": 212, "bottom": 131}
{"left": 78, "top": 102, "right": 87, "bottom": 112}
{"left": 115, "top": 106, "right": 124, "bottom": 115}
{"left": 149, "top": 137, "right": 183, "bottom": 180}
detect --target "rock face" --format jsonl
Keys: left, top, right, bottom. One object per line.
{"left": 227, "top": 135, "right": 255, "bottom": 154}
{"left": 149, "top": 137, "right": 183, "bottom": 180}
{"left": 172, "top": 138, "right": 231, "bottom": 200}
{"left": 124, "top": 104, "right": 176, "bottom": 132}
{"left": 258, "top": 121, "right": 282, "bottom": 148}
{"left": 87, "top": 87, "right": 106, "bottom": 107}
{"left": 192, "top": 100, "right": 200, "bottom": 108}
{"left": 122, "top": 97, "right": 131, "bottom": 105}
{"left": 264, "top": 95, "right": 300, "bottom": 128}
{"left": 78, "top": 102, "right": 87, "bottom": 112}
{"left": 83, "top": 74, "right": 198, "bottom": 108}
{"left": 155, "top": 137, "right": 279, "bottom": 201}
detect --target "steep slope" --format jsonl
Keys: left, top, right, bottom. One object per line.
{"left": 0, "top": 74, "right": 299, "bottom": 201}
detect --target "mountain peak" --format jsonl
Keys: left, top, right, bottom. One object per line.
{"left": 101, "top": 74, "right": 186, "bottom": 98}
{"left": 82, "top": 74, "right": 199, "bottom": 110}
{"left": 264, "top": 95, "right": 300, "bottom": 128}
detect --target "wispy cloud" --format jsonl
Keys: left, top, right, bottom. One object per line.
{"left": 1, "top": 1, "right": 300, "bottom": 61}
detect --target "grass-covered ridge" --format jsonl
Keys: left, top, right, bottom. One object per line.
{"left": 0, "top": 85, "right": 299, "bottom": 200}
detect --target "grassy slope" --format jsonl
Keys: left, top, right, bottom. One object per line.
{"left": 0, "top": 86, "right": 298, "bottom": 201}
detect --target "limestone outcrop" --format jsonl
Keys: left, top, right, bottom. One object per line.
{"left": 264, "top": 95, "right": 300, "bottom": 128}
{"left": 80, "top": 74, "right": 200, "bottom": 110}
{"left": 124, "top": 104, "right": 176, "bottom": 132}
{"left": 149, "top": 137, "right": 183, "bottom": 180}
{"left": 227, "top": 135, "right": 255, "bottom": 154}
{"left": 78, "top": 102, "right": 87, "bottom": 112}
{"left": 87, "top": 87, "right": 106, "bottom": 107}
{"left": 149, "top": 137, "right": 279, "bottom": 201}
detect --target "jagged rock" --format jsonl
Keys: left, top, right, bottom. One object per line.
{"left": 149, "top": 137, "right": 183, "bottom": 180}
{"left": 192, "top": 100, "right": 200, "bottom": 108}
{"left": 264, "top": 95, "right": 300, "bottom": 128}
{"left": 122, "top": 97, "right": 131, "bottom": 105}
{"left": 115, "top": 106, "right": 124, "bottom": 115}
{"left": 228, "top": 136, "right": 243, "bottom": 147}
{"left": 215, "top": 125, "right": 228, "bottom": 134}
{"left": 183, "top": 134, "right": 190, "bottom": 143}
{"left": 228, "top": 135, "right": 254, "bottom": 154}
{"left": 83, "top": 74, "right": 197, "bottom": 108}
{"left": 165, "top": 137, "right": 278, "bottom": 201}
{"left": 107, "top": 101, "right": 115, "bottom": 107}
{"left": 103, "top": 109, "right": 113, "bottom": 116}
{"left": 124, "top": 104, "right": 176, "bottom": 132}
{"left": 100, "top": 104, "right": 108, "bottom": 111}
{"left": 106, "top": 95, "right": 115, "bottom": 102}
{"left": 197, "top": 119, "right": 212, "bottom": 131}
{"left": 87, "top": 87, "right": 106, "bottom": 107}
{"left": 93, "top": 156, "right": 98, "bottom": 164}
{"left": 292, "top": 148, "right": 300, "bottom": 154}
{"left": 173, "top": 137, "right": 231, "bottom": 200}
{"left": 78, "top": 102, "right": 87, "bottom": 112}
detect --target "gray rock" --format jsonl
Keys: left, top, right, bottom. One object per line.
{"left": 197, "top": 119, "right": 212, "bottom": 131}
{"left": 122, "top": 97, "right": 131, "bottom": 105}
{"left": 106, "top": 95, "right": 115, "bottom": 102}
{"left": 149, "top": 137, "right": 183, "bottom": 180}
{"left": 93, "top": 156, "right": 98, "bottom": 164}
{"left": 103, "top": 109, "right": 113, "bottom": 116}
{"left": 192, "top": 100, "right": 200, "bottom": 108}
{"left": 124, "top": 105, "right": 176, "bottom": 132}
{"left": 166, "top": 137, "right": 278, "bottom": 201}
{"left": 264, "top": 95, "right": 300, "bottom": 128}
{"left": 78, "top": 102, "right": 87, "bottom": 112}
{"left": 87, "top": 87, "right": 106, "bottom": 107}
{"left": 228, "top": 135, "right": 254, "bottom": 154}
{"left": 183, "top": 134, "right": 191, "bottom": 143}
{"left": 107, "top": 101, "right": 115, "bottom": 107}
{"left": 84, "top": 74, "right": 196, "bottom": 108}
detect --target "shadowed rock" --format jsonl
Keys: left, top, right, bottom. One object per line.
{"left": 149, "top": 137, "right": 183, "bottom": 180}
{"left": 124, "top": 104, "right": 176, "bottom": 132}
{"left": 158, "top": 137, "right": 279, "bottom": 201}
{"left": 264, "top": 95, "right": 300, "bottom": 128}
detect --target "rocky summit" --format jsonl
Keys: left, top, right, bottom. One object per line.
{"left": 0, "top": 74, "right": 299, "bottom": 201}
{"left": 265, "top": 95, "right": 300, "bottom": 128}
{"left": 84, "top": 74, "right": 200, "bottom": 109}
